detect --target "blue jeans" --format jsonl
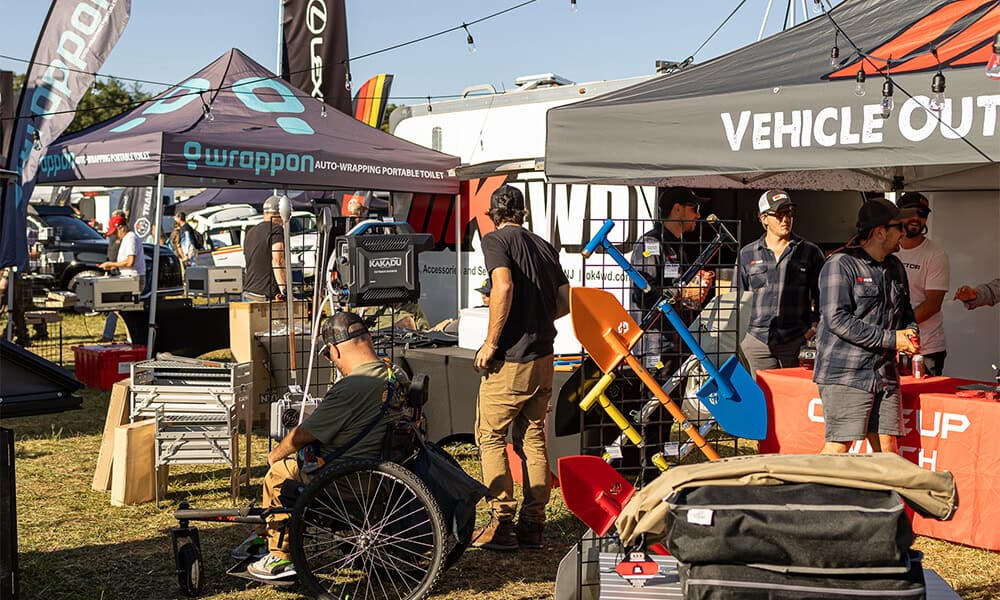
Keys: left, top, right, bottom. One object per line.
{"left": 102, "top": 312, "right": 118, "bottom": 340}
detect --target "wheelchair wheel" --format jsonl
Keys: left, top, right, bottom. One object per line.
{"left": 289, "top": 459, "right": 448, "bottom": 600}
{"left": 176, "top": 542, "right": 204, "bottom": 597}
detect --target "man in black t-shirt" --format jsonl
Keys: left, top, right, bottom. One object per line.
{"left": 471, "top": 185, "right": 569, "bottom": 551}
{"left": 242, "top": 195, "right": 287, "bottom": 302}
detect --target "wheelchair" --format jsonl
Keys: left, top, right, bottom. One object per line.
{"left": 170, "top": 373, "right": 461, "bottom": 600}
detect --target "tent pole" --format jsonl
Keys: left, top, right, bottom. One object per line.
{"left": 5, "top": 266, "right": 15, "bottom": 340}
{"left": 758, "top": 0, "right": 774, "bottom": 40}
{"left": 455, "top": 186, "right": 462, "bottom": 313}
{"left": 146, "top": 173, "right": 165, "bottom": 360}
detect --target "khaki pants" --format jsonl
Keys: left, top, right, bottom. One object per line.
{"left": 476, "top": 356, "right": 553, "bottom": 523}
{"left": 257, "top": 457, "right": 305, "bottom": 560}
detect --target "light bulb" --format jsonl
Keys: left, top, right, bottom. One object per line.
{"left": 929, "top": 71, "right": 946, "bottom": 113}
{"left": 987, "top": 33, "right": 1000, "bottom": 80}
{"left": 321, "top": 103, "right": 327, "bottom": 118}
{"left": 202, "top": 103, "right": 214, "bottom": 121}
{"left": 812, "top": 0, "right": 822, "bottom": 14}
{"left": 829, "top": 45, "right": 839, "bottom": 67}
{"left": 881, "top": 78, "right": 894, "bottom": 118}
{"left": 854, "top": 69, "right": 866, "bottom": 97}
{"left": 345, "top": 70, "right": 352, "bottom": 92}
{"left": 570, "top": 0, "right": 578, "bottom": 13}
{"left": 32, "top": 130, "right": 42, "bottom": 151}
{"left": 466, "top": 33, "right": 476, "bottom": 53}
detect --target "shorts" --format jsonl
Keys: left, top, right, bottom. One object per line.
{"left": 818, "top": 383, "right": 902, "bottom": 442}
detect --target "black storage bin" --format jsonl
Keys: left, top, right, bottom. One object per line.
{"left": 678, "top": 552, "right": 925, "bottom": 600}
{"left": 667, "top": 483, "right": 913, "bottom": 572}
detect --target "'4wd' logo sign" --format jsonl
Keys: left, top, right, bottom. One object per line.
{"left": 825, "top": 1, "right": 999, "bottom": 79}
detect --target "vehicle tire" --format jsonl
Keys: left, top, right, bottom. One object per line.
{"left": 289, "top": 459, "right": 447, "bottom": 600}
{"left": 66, "top": 269, "right": 101, "bottom": 294}
{"left": 176, "top": 542, "right": 204, "bottom": 597}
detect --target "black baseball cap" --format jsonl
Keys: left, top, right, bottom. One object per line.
{"left": 758, "top": 189, "right": 794, "bottom": 214}
{"left": 489, "top": 185, "right": 525, "bottom": 211}
{"left": 319, "top": 312, "right": 370, "bottom": 360}
{"left": 897, "top": 192, "right": 930, "bottom": 214}
{"left": 857, "top": 198, "right": 918, "bottom": 231}
{"left": 475, "top": 277, "right": 492, "bottom": 295}
{"left": 658, "top": 187, "right": 707, "bottom": 215}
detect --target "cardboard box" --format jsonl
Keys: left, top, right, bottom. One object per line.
{"left": 229, "top": 301, "right": 309, "bottom": 422}
{"left": 110, "top": 420, "right": 168, "bottom": 506}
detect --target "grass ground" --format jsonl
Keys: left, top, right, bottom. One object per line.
{"left": 5, "top": 312, "right": 1000, "bottom": 599}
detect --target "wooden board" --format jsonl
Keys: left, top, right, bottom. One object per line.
{"left": 110, "top": 420, "right": 167, "bottom": 506}
{"left": 91, "top": 380, "right": 131, "bottom": 492}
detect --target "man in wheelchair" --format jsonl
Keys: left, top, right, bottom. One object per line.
{"left": 247, "top": 311, "right": 408, "bottom": 580}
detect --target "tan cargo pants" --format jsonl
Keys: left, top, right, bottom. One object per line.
{"left": 257, "top": 457, "right": 304, "bottom": 560}
{"left": 476, "top": 355, "right": 553, "bottom": 524}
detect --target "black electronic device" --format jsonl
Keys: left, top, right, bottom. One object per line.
{"left": 333, "top": 221, "right": 433, "bottom": 307}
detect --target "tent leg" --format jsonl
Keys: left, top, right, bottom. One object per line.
{"left": 146, "top": 174, "right": 165, "bottom": 360}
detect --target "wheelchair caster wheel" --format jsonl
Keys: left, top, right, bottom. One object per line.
{"left": 177, "top": 542, "right": 204, "bottom": 596}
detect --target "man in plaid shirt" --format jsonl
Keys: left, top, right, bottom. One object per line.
{"left": 814, "top": 198, "right": 920, "bottom": 454}
{"left": 738, "top": 190, "right": 825, "bottom": 375}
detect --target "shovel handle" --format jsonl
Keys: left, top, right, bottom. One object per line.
{"left": 579, "top": 372, "right": 615, "bottom": 411}
{"left": 658, "top": 301, "right": 736, "bottom": 400}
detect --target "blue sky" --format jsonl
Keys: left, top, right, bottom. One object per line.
{"left": 2, "top": 1, "right": 839, "bottom": 105}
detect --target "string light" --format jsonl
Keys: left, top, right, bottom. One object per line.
{"left": 426, "top": 96, "right": 433, "bottom": 112}
{"left": 854, "top": 68, "right": 866, "bottom": 96}
{"left": 812, "top": 0, "right": 823, "bottom": 15}
{"left": 570, "top": 0, "right": 578, "bottom": 13}
{"left": 928, "top": 48, "right": 945, "bottom": 113}
{"left": 200, "top": 92, "right": 214, "bottom": 121}
{"left": 987, "top": 32, "right": 1000, "bottom": 80}
{"left": 463, "top": 24, "right": 476, "bottom": 53}
{"left": 880, "top": 61, "right": 894, "bottom": 119}
{"left": 829, "top": 31, "right": 839, "bottom": 67}
{"left": 319, "top": 98, "right": 327, "bottom": 118}
{"left": 344, "top": 63, "right": 352, "bottom": 92}
{"left": 31, "top": 129, "right": 42, "bottom": 151}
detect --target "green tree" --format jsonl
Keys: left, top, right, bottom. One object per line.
{"left": 12, "top": 74, "right": 150, "bottom": 133}
{"left": 382, "top": 103, "right": 396, "bottom": 132}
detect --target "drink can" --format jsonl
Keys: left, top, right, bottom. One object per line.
{"left": 912, "top": 354, "right": 925, "bottom": 379}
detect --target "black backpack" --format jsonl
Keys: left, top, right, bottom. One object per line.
{"left": 183, "top": 223, "right": 205, "bottom": 250}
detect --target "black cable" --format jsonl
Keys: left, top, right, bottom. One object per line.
{"left": 688, "top": 0, "right": 750, "bottom": 62}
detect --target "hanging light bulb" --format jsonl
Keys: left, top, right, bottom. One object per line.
{"left": 881, "top": 77, "right": 894, "bottom": 119}
{"left": 463, "top": 24, "right": 476, "bottom": 53}
{"left": 829, "top": 45, "right": 840, "bottom": 67}
{"left": 345, "top": 64, "right": 352, "bottom": 92}
{"left": 32, "top": 130, "right": 42, "bottom": 151}
{"left": 201, "top": 95, "right": 215, "bottom": 122}
{"left": 987, "top": 32, "right": 1000, "bottom": 80}
{"left": 426, "top": 96, "right": 433, "bottom": 113}
{"left": 320, "top": 99, "right": 327, "bottom": 118}
{"left": 812, "top": 0, "right": 823, "bottom": 14}
{"left": 929, "top": 71, "right": 946, "bottom": 113}
{"left": 570, "top": 0, "right": 578, "bottom": 13}
{"left": 854, "top": 68, "right": 866, "bottom": 97}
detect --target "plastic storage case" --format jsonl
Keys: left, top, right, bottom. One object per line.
{"left": 73, "top": 344, "right": 147, "bottom": 390}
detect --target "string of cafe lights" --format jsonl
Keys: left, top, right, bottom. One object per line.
{"left": 0, "top": 0, "right": 545, "bottom": 124}
{"left": 815, "top": 0, "right": 998, "bottom": 161}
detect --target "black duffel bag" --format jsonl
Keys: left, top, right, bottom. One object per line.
{"left": 666, "top": 483, "right": 913, "bottom": 572}
{"left": 410, "top": 441, "right": 488, "bottom": 568}
{"left": 679, "top": 551, "right": 926, "bottom": 600}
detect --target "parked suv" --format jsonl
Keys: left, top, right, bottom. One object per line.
{"left": 26, "top": 204, "right": 183, "bottom": 293}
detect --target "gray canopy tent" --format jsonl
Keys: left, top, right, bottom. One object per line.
{"left": 545, "top": 0, "right": 999, "bottom": 192}
{"left": 37, "top": 48, "right": 460, "bottom": 356}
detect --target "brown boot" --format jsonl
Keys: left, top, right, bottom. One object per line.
{"left": 514, "top": 519, "right": 544, "bottom": 550}
{"left": 471, "top": 517, "right": 517, "bottom": 551}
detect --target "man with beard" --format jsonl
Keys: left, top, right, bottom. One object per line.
{"left": 738, "top": 190, "right": 824, "bottom": 375}
{"left": 813, "top": 198, "right": 920, "bottom": 454}
{"left": 894, "top": 192, "right": 950, "bottom": 376}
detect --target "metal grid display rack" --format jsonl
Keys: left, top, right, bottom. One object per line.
{"left": 129, "top": 359, "right": 252, "bottom": 500}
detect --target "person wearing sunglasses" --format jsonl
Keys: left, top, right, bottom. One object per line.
{"left": 894, "top": 192, "right": 951, "bottom": 376}
{"left": 813, "top": 198, "right": 921, "bottom": 455}
{"left": 738, "top": 190, "right": 825, "bottom": 376}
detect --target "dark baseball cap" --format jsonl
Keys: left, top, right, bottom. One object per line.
{"left": 857, "top": 198, "right": 918, "bottom": 231}
{"left": 319, "top": 312, "right": 370, "bottom": 358}
{"left": 475, "top": 277, "right": 492, "bottom": 295}
{"left": 658, "top": 187, "right": 707, "bottom": 215}
{"left": 489, "top": 185, "right": 525, "bottom": 211}
{"left": 897, "top": 192, "right": 930, "bottom": 214}
{"left": 758, "top": 189, "right": 794, "bottom": 214}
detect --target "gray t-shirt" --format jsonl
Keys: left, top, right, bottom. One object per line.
{"left": 301, "top": 360, "right": 394, "bottom": 459}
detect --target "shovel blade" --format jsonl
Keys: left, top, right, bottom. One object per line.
{"left": 558, "top": 455, "right": 634, "bottom": 536}
{"left": 570, "top": 287, "right": 643, "bottom": 373}
{"left": 695, "top": 355, "right": 769, "bottom": 440}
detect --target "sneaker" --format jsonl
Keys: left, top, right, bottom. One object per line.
{"left": 231, "top": 533, "right": 268, "bottom": 561}
{"left": 247, "top": 553, "right": 297, "bottom": 580}
{"left": 471, "top": 517, "right": 518, "bottom": 551}
{"left": 515, "top": 520, "right": 545, "bottom": 550}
